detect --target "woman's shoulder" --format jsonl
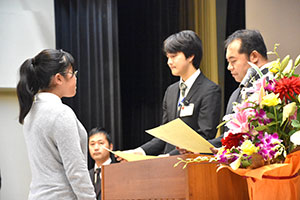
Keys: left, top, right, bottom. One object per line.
{"left": 38, "top": 101, "right": 76, "bottom": 121}
{"left": 55, "top": 103, "right": 76, "bottom": 118}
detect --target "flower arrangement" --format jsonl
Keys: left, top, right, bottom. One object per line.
{"left": 173, "top": 44, "right": 300, "bottom": 200}
{"left": 213, "top": 44, "right": 300, "bottom": 170}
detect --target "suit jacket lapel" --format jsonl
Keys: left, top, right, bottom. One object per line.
{"left": 169, "top": 84, "right": 180, "bottom": 118}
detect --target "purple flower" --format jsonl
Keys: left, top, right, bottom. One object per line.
{"left": 290, "top": 109, "right": 298, "bottom": 120}
{"left": 257, "top": 132, "right": 282, "bottom": 160}
{"left": 217, "top": 149, "right": 230, "bottom": 163}
{"left": 254, "top": 109, "right": 272, "bottom": 125}
{"left": 265, "top": 80, "right": 275, "bottom": 92}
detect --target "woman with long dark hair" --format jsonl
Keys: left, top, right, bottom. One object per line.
{"left": 17, "top": 49, "right": 96, "bottom": 199}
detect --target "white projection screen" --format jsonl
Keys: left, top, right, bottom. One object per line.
{"left": 0, "top": 0, "right": 55, "bottom": 88}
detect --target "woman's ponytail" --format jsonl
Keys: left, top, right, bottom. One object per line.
{"left": 17, "top": 58, "right": 40, "bottom": 124}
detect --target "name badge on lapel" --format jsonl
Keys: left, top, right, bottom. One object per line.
{"left": 180, "top": 103, "right": 194, "bottom": 117}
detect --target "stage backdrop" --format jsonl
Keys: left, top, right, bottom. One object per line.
{"left": 246, "top": 0, "right": 300, "bottom": 74}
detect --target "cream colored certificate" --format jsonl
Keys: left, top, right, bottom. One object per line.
{"left": 102, "top": 146, "right": 157, "bottom": 162}
{"left": 145, "top": 118, "right": 214, "bottom": 153}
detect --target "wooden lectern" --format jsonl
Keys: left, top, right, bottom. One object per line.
{"left": 102, "top": 155, "right": 249, "bottom": 200}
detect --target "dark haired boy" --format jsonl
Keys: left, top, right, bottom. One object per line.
{"left": 123, "top": 30, "right": 221, "bottom": 157}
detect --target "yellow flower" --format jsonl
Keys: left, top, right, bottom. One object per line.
{"left": 216, "top": 147, "right": 230, "bottom": 156}
{"left": 281, "top": 102, "right": 297, "bottom": 126}
{"left": 240, "top": 140, "right": 259, "bottom": 156}
{"left": 260, "top": 93, "right": 281, "bottom": 107}
{"left": 298, "top": 94, "right": 300, "bottom": 103}
{"left": 269, "top": 59, "right": 280, "bottom": 73}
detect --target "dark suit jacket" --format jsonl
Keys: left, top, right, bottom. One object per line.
{"left": 89, "top": 156, "right": 117, "bottom": 200}
{"left": 141, "top": 73, "right": 221, "bottom": 155}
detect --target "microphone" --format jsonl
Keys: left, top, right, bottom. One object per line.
{"left": 240, "top": 67, "right": 257, "bottom": 87}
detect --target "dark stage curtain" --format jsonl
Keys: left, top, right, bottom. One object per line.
{"left": 224, "top": 0, "right": 245, "bottom": 111}
{"left": 118, "top": 0, "right": 180, "bottom": 149}
{"left": 54, "top": 0, "right": 122, "bottom": 168}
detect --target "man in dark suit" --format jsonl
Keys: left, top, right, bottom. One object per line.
{"left": 88, "top": 127, "right": 116, "bottom": 200}
{"left": 121, "top": 30, "right": 221, "bottom": 157}
{"left": 208, "top": 29, "right": 270, "bottom": 148}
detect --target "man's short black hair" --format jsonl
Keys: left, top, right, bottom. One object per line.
{"left": 225, "top": 29, "right": 268, "bottom": 60}
{"left": 88, "top": 127, "right": 112, "bottom": 145}
{"left": 163, "top": 30, "right": 203, "bottom": 69}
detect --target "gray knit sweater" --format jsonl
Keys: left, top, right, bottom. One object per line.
{"left": 23, "top": 92, "right": 96, "bottom": 200}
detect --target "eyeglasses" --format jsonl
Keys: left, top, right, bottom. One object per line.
{"left": 64, "top": 70, "right": 78, "bottom": 77}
